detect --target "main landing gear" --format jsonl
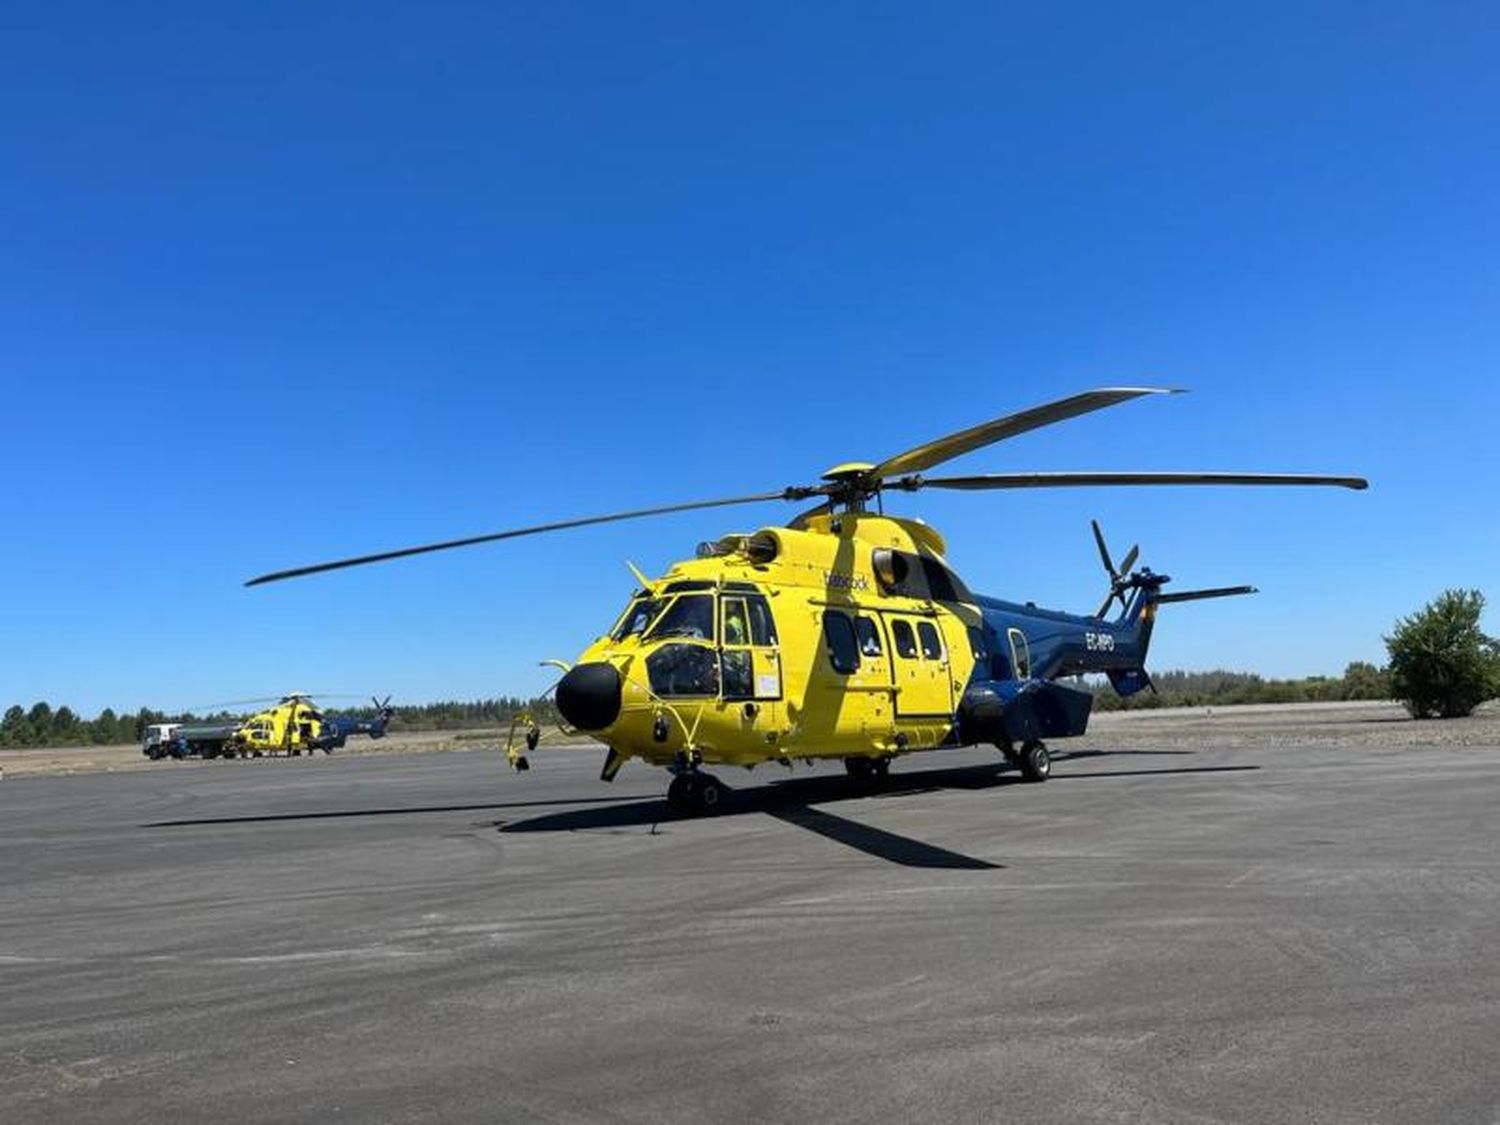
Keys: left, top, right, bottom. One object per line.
{"left": 666, "top": 770, "right": 727, "bottom": 815}
{"left": 1000, "top": 739, "right": 1051, "bottom": 782}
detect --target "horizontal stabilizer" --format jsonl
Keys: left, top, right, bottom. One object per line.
{"left": 1155, "top": 585, "right": 1257, "bottom": 604}
{"left": 1108, "top": 668, "right": 1155, "bottom": 697}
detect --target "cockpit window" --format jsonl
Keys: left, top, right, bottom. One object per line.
{"left": 747, "top": 595, "right": 778, "bottom": 646}
{"left": 722, "top": 598, "right": 749, "bottom": 646}
{"left": 646, "top": 594, "right": 716, "bottom": 642}
{"left": 611, "top": 596, "right": 665, "bottom": 641}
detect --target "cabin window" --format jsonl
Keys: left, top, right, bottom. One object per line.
{"left": 891, "top": 619, "right": 918, "bottom": 659}
{"left": 917, "top": 621, "right": 944, "bottom": 660}
{"left": 1008, "top": 628, "right": 1032, "bottom": 680}
{"left": 822, "top": 611, "right": 860, "bottom": 674}
{"left": 967, "top": 626, "right": 990, "bottom": 661}
{"left": 646, "top": 595, "right": 715, "bottom": 642}
{"left": 855, "top": 615, "right": 883, "bottom": 657}
{"left": 747, "top": 595, "right": 778, "bottom": 646}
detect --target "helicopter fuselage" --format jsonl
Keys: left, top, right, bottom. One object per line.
{"left": 550, "top": 512, "right": 1160, "bottom": 776}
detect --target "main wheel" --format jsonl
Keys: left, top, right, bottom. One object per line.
{"left": 844, "top": 756, "right": 876, "bottom": 782}
{"left": 666, "top": 774, "right": 691, "bottom": 812}
{"left": 1018, "top": 739, "right": 1050, "bottom": 782}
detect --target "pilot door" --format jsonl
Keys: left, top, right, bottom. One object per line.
{"left": 719, "top": 592, "right": 781, "bottom": 719}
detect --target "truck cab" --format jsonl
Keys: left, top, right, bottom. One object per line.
{"left": 141, "top": 723, "right": 182, "bottom": 759}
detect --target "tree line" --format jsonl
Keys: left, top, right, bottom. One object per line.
{"left": 1082, "top": 662, "right": 1391, "bottom": 711}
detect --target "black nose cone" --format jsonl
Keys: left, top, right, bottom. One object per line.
{"left": 556, "top": 662, "right": 622, "bottom": 731}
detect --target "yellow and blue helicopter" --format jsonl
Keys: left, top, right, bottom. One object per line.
{"left": 249, "top": 387, "right": 1365, "bottom": 813}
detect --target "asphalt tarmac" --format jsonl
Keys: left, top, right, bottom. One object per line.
{"left": 2, "top": 727, "right": 1497, "bottom": 1123}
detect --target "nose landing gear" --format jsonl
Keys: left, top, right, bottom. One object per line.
{"left": 843, "top": 756, "right": 891, "bottom": 785}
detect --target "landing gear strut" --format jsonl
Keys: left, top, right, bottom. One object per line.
{"left": 666, "top": 771, "right": 726, "bottom": 815}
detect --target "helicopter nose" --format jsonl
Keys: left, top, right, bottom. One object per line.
{"left": 555, "top": 662, "right": 622, "bottom": 731}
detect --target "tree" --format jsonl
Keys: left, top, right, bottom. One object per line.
{"left": 51, "top": 705, "right": 80, "bottom": 743}
{"left": 1, "top": 705, "right": 26, "bottom": 747}
{"left": 1385, "top": 589, "right": 1500, "bottom": 719}
{"left": 24, "top": 702, "right": 53, "bottom": 744}
{"left": 94, "top": 708, "right": 119, "bottom": 744}
{"left": 1341, "top": 661, "right": 1391, "bottom": 701}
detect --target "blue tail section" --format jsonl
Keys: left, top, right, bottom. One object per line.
{"left": 957, "top": 565, "right": 1251, "bottom": 746}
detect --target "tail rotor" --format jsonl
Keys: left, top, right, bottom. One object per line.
{"left": 1091, "top": 520, "right": 1141, "bottom": 619}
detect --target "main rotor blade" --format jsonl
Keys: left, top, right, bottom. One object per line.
{"left": 868, "top": 387, "right": 1178, "bottom": 480}
{"left": 908, "top": 471, "right": 1370, "bottom": 491}
{"left": 182, "top": 696, "right": 285, "bottom": 711}
{"left": 1118, "top": 544, "right": 1140, "bottom": 574}
{"left": 246, "top": 489, "right": 802, "bottom": 586}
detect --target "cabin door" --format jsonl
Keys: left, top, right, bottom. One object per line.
{"left": 885, "top": 614, "right": 954, "bottom": 718}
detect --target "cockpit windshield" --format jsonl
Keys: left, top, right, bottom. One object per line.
{"left": 611, "top": 596, "right": 665, "bottom": 641}
{"left": 644, "top": 594, "right": 715, "bottom": 642}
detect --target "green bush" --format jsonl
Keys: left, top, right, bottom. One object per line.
{"left": 1385, "top": 588, "right": 1500, "bottom": 718}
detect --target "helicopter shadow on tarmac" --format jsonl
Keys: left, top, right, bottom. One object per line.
{"left": 496, "top": 753, "right": 1258, "bottom": 870}
{"left": 143, "top": 751, "right": 1253, "bottom": 871}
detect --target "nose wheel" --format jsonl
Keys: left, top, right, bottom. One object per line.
{"left": 666, "top": 772, "right": 727, "bottom": 815}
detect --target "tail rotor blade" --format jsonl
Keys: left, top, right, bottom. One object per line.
{"left": 1091, "top": 519, "right": 1117, "bottom": 578}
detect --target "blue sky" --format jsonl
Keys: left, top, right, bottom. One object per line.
{"left": 2, "top": 2, "right": 1497, "bottom": 715}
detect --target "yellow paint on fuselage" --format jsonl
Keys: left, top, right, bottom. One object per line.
{"left": 570, "top": 514, "right": 983, "bottom": 770}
